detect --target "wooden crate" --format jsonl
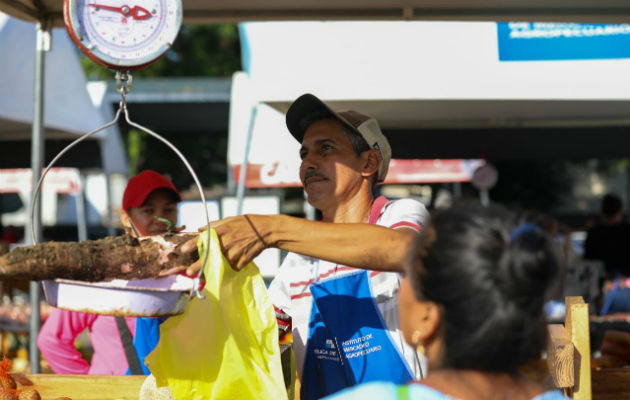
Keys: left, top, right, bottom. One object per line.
{"left": 592, "top": 368, "right": 630, "bottom": 400}
{"left": 18, "top": 374, "right": 145, "bottom": 400}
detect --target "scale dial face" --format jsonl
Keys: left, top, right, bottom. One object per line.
{"left": 63, "top": 0, "right": 182, "bottom": 70}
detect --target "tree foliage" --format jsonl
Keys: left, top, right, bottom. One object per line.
{"left": 80, "top": 24, "right": 241, "bottom": 190}
{"left": 81, "top": 24, "right": 241, "bottom": 79}
{"left": 125, "top": 128, "right": 228, "bottom": 190}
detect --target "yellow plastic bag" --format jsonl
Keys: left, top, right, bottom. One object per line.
{"left": 146, "top": 229, "right": 287, "bottom": 400}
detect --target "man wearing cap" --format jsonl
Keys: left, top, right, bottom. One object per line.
{"left": 38, "top": 170, "right": 182, "bottom": 375}
{"left": 183, "top": 94, "right": 428, "bottom": 397}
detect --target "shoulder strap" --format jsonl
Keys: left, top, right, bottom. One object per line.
{"left": 368, "top": 196, "right": 391, "bottom": 225}
{"left": 114, "top": 316, "right": 144, "bottom": 375}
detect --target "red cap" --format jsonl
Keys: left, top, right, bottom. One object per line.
{"left": 122, "top": 170, "right": 181, "bottom": 211}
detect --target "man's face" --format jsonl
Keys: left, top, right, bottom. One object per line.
{"left": 124, "top": 189, "right": 178, "bottom": 237}
{"left": 299, "top": 119, "right": 365, "bottom": 208}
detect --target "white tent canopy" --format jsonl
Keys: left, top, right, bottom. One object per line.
{"left": 229, "top": 75, "right": 484, "bottom": 187}
{"left": 0, "top": 13, "right": 107, "bottom": 140}
{"left": 0, "top": 12, "right": 128, "bottom": 174}
{"left": 228, "top": 21, "right": 629, "bottom": 184}
{"left": 241, "top": 21, "right": 629, "bottom": 129}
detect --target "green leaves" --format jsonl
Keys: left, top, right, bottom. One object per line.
{"left": 80, "top": 24, "right": 241, "bottom": 79}
{"left": 155, "top": 217, "right": 174, "bottom": 231}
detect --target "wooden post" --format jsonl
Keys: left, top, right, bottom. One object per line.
{"left": 547, "top": 324, "right": 574, "bottom": 388}
{"left": 565, "top": 296, "right": 591, "bottom": 400}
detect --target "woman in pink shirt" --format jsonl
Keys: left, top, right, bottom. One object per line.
{"left": 37, "top": 170, "right": 181, "bottom": 374}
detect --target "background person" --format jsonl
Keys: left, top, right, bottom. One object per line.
{"left": 326, "top": 202, "right": 568, "bottom": 400}
{"left": 37, "top": 170, "right": 181, "bottom": 375}
{"left": 584, "top": 193, "right": 630, "bottom": 314}
{"left": 584, "top": 193, "right": 629, "bottom": 278}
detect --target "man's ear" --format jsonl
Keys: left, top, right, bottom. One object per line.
{"left": 361, "top": 149, "right": 381, "bottom": 179}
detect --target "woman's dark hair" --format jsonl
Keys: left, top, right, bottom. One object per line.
{"left": 408, "top": 201, "right": 559, "bottom": 372}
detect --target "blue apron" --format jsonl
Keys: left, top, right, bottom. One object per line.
{"left": 300, "top": 197, "right": 414, "bottom": 400}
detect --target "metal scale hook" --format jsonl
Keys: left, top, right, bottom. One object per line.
{"left": 29, "top": 70, "right": 211, "bottom": 299}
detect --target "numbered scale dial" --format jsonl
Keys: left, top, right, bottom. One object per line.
{"left": 63, "top": 0, "right": 182, "bottom": 70}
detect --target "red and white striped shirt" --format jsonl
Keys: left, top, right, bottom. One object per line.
{"left": 267, "top": 198, "right": 429, "bottom": 379}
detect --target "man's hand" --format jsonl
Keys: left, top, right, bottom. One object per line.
{"left": 211, "top": 215, "right": 270, "bottom": 271}
{"left": 161, "top": 236, "right": 200, "bottom": 277}
{"left": 171, "top": 214, "right": 271, "bottom": 275}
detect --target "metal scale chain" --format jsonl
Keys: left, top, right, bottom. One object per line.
{"left": 30, "top": 71, "right": 210, "bottom": 298}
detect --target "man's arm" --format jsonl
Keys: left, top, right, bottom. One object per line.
{"left": 270, "top": 214, "right": 417, "bottom": 271}
{"left": 183, "top": 214, "right": 417, "bottom": 273}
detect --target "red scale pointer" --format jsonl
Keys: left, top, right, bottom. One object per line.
{"left": 89, "top": 3, "right": 152, "bottom": 20}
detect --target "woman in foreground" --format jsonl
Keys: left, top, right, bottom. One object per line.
{"left": 326, "top": 202, "right": 568, "bottom": 400}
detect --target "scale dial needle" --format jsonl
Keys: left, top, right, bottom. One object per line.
{"left": 89, "top": 4, "right": 153, "bottom": 20}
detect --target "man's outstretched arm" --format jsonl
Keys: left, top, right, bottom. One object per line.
{"left": 180, "top": 214, "right": 418, "bottom": 273}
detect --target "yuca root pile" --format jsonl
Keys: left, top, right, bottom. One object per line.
{"left": 0, "top": 233, "right": 198, "bottom": 282}
{"left": 0, "top": 355, "right": 75, "bottom": 399}
{"left": 0, "top": 356, "right": 51, "bottom": 400}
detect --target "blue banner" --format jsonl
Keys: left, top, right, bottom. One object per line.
{"left": 497, "top": 22, "right": 630, "bottom": 61}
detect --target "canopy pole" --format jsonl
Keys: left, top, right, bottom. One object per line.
{"left": 453, "top": 182, "right": 462, "bottom": 198}
{"left": 104, "top": 172, "right": 116, "bottom": 236}
{"left": 480, "top": 188, "right": 490, "bottom": 207}
{"left": 27, "top": 20, "right": 51, "bottom": 374}
{"left": 76, "top": 173, "right": 88, "bottom": 241}
{"left": 235, "top": 103, "right": 258, "bottom": 215}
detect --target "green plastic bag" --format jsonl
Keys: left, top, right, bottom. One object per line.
{"left": 146, "top": 229, "right": 287, "bottom": 400}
